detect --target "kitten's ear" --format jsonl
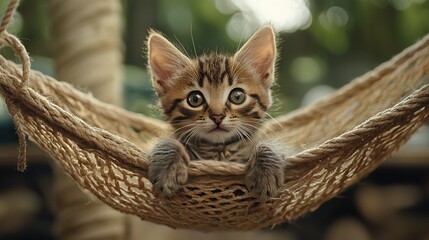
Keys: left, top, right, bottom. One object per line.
{"left": 147, "top": 31, "right": 191, "bottom": 94}
{"left": 234, "top": 25, "right": 276, "bottom": 87}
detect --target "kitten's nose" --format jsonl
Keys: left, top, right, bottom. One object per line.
{"left": 210, "top": 114, "right": 225, "bottom": 126}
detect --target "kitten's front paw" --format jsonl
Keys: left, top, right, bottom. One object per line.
{"left": 148, "top": 139, "right": 190, "bottom": 197}
{"left": 245, "top": 144, "right": 285, "bottom": 200}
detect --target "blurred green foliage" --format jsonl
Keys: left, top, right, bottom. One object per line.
{"left": 1, "top": 0, "right": 429, "bottom": 119}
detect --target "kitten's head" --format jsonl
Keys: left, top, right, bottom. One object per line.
{"left": 147, "top": 25, "right": 277, "bottom": 144}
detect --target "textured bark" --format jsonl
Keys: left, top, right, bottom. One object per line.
{"left": 50, "top": 0, "right": 125, "bottom": 239}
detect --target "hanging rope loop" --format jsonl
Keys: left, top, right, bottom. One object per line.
{"left": 0, "top": 0, "right": 428, "bottom": 231}
{"left": 0, "top": 0, "right": 30, "bottom": 88}
{"left": 0, "top": 0, "right": 29, "bottom": 171}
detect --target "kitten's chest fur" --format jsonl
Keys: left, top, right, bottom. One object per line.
{"left": 185, "top": 140, "right": 254, "bottom": 163}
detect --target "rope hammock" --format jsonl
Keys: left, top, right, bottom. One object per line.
{"left": 1, "top": 1, "right": 429, "bottom": 231}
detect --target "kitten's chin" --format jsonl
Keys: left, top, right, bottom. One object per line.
{"left": 199, "top": 131, "right": 240, "bottom": 145}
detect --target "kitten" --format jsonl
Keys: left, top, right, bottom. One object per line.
{"left": 147, "top": 25, "right": 285, "bottom": 199}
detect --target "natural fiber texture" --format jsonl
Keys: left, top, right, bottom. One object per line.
{"left": 1, "top": 2, "right": 429, "bottom": 231}
{"left": 50, "top": 0, "right": 126, "bottom": 239}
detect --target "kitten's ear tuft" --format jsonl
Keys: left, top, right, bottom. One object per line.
{"left": 234, "top": 25, "right": 276, "bottom": 87}
{"left": 147, "top": 31, "right": 190, "bottom": 94}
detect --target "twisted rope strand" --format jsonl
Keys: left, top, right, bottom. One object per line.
{"left": 3, "top": 97, "right": 27, "bottom": 171}
{"left": 0, "top": 33, "right": 30, "bottom": 86}
{"left": 0, "top": 0, "right": 19, "bottom": 35}
{"left": 0, "top": 0, "right": 33, "bottom": 172}
{"left": 270, "top": 34, "right": 429, "bottom": 129}
{"left": 0, "top": 0, "right": 31, "bottom": 86}
{"left": 0, "top": 35, "right": 428, "bottom": 230}
{"left": 0, "top": 0, "right": 428, "bottom": 230}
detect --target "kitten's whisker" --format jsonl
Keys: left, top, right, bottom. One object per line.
{"left": 177, "top": 126, "right": 198, "bottom": 143}
{"left": 239, "top": 126, "right": 253, "bottom": 140}
{"left": 176, "top": 130, "right": 189, "bottom": 143}
{"left": 240, "top": 121, "right": 263, "bottom": 129}
{"left": 242, "top": 118, "right": 263, "bottom": 123}
{"left": 180, "top": 125, "right": 198, "bottom": 143}
{"left": 187, "top": 69, "right": 200, "bottom": 82}
{"left": 264, "top": 111, "right": 282, "bottom": 128}
{"left": 240, "top": 120, "right": 263, "bottom": 126}
{"left": 237, "top": 125, "right": 258, "bottom": 152}
{"left": 191, "top": 22, "right": 197, "bottom": 57}
{"left": 236, "top": 125, "right": 256, "bottom": 146}
{"left": 242, "top": 117, "right": 264, "bottom": 124}
{"left": 233, "top": 128, "right": 246, "bottom": 143}
{"left": 195, "top": 130, "right": 203, "bottom": 146}
{"left": 168, "top": 123, "right": 195, "bottom": 137}
{"left": 170, "top": 123, "right": 193, "bottom": 133}
{"left": 237, "top": 124, "right": 258, "bottom": 136}
{"left": 184, "top": 128, "right": 199, "bottom": 147}
{"left": 231, "top": 67, "right": 248, "bottom": 79}
{"left": 233, "top": 50, "right": 275, "bottom": 76}
{"left": 236, "top": 23, "right": 248, "bottom": 53}
{"left": 240, "top": 122, "right": 270, "bottom": 140}
{"left": 232, "top": 129, "right": 241, "bottom": 142}
{"left": 233, "top": 127, "right": 244, "bottom": 142}
{"left": 174, "top": 35, "right": 190, "bottom": 58}
{"left": 183, "top": 127, "right": 198, "bottom": 142}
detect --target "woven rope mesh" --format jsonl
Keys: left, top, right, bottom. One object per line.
{"left": 0, "top": 25, "right": 428, "bottom": 230}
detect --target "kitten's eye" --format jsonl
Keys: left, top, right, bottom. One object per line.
{"left": 187, "top": 91, "right": 205, "bottom": 107}
{"left": 229, "top": 88, "right": 246, "bottom": 104}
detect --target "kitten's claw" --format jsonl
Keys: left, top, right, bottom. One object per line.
{"left": 149, "top": 139, "right": 190, "bottom": 198}
{"left": 152, "top": 162, "right": 187, "bottom": 197}
{"left": 245, "top": 144, "right": 285, "bottom": 200}
{"left": 245, "top": 169, "right": 283, "bottom": 199}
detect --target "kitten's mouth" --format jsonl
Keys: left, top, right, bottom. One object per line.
{"left": 209, "top": 126, "right": 229, "bottom": 133}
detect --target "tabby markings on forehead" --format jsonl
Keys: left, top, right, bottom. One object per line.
{"left": 197, "top": 56, "right": 233, "bottom": 87}
{"left": 221, "top": 58, "right": 233, "bottom": 86}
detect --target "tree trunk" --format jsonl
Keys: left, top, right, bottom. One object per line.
{"left": 50, "top": 0, "right": 125, "bottom": 239}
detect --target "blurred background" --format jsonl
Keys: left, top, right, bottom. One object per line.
{"left": 0, "top": 0, "right": 429, "bottom": 239}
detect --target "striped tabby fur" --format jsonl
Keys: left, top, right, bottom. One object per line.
{"left": 147, "top": 25, "right": 285, "bottom": 199}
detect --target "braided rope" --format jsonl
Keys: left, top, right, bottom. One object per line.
{"left": 0, "top": 0, "right": 30, "bottom": 171}
{"left": 0, "top": 0, "right": 423, "bottom": 177}
{"left": 0, "top": 47, "right": 428, "bottom": 178}
{"left": 270, "top": 34, "right": 429, "bottom": 129}
{"left": 0, "top": 30, "right": 428, "bottom": 232}
{"left": 286, "top": 84, "right": 429, "bottom": 166}
{"left": 0, "top": 0, "right": 18, "bottom": 34}
{"left": 0, "top": 24, "right": 428, "bottom": 177}
{"left": 4, "top": 97, "right": 26, "bottom": 171}
{"left": 0, "top": 0, "right": 30, "bottom": 86}
{"left": 0, "top": 32, "right": 30, "bottom": 85}
{"left": 0, "top": 0, "right": 428, "bottom": 230}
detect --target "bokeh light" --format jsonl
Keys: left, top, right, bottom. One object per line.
{"left": 216, "top": 0, "right": 312, "bottom": 40}
{"left": 290, "top": 56, "right": 326, "bottom": 84}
